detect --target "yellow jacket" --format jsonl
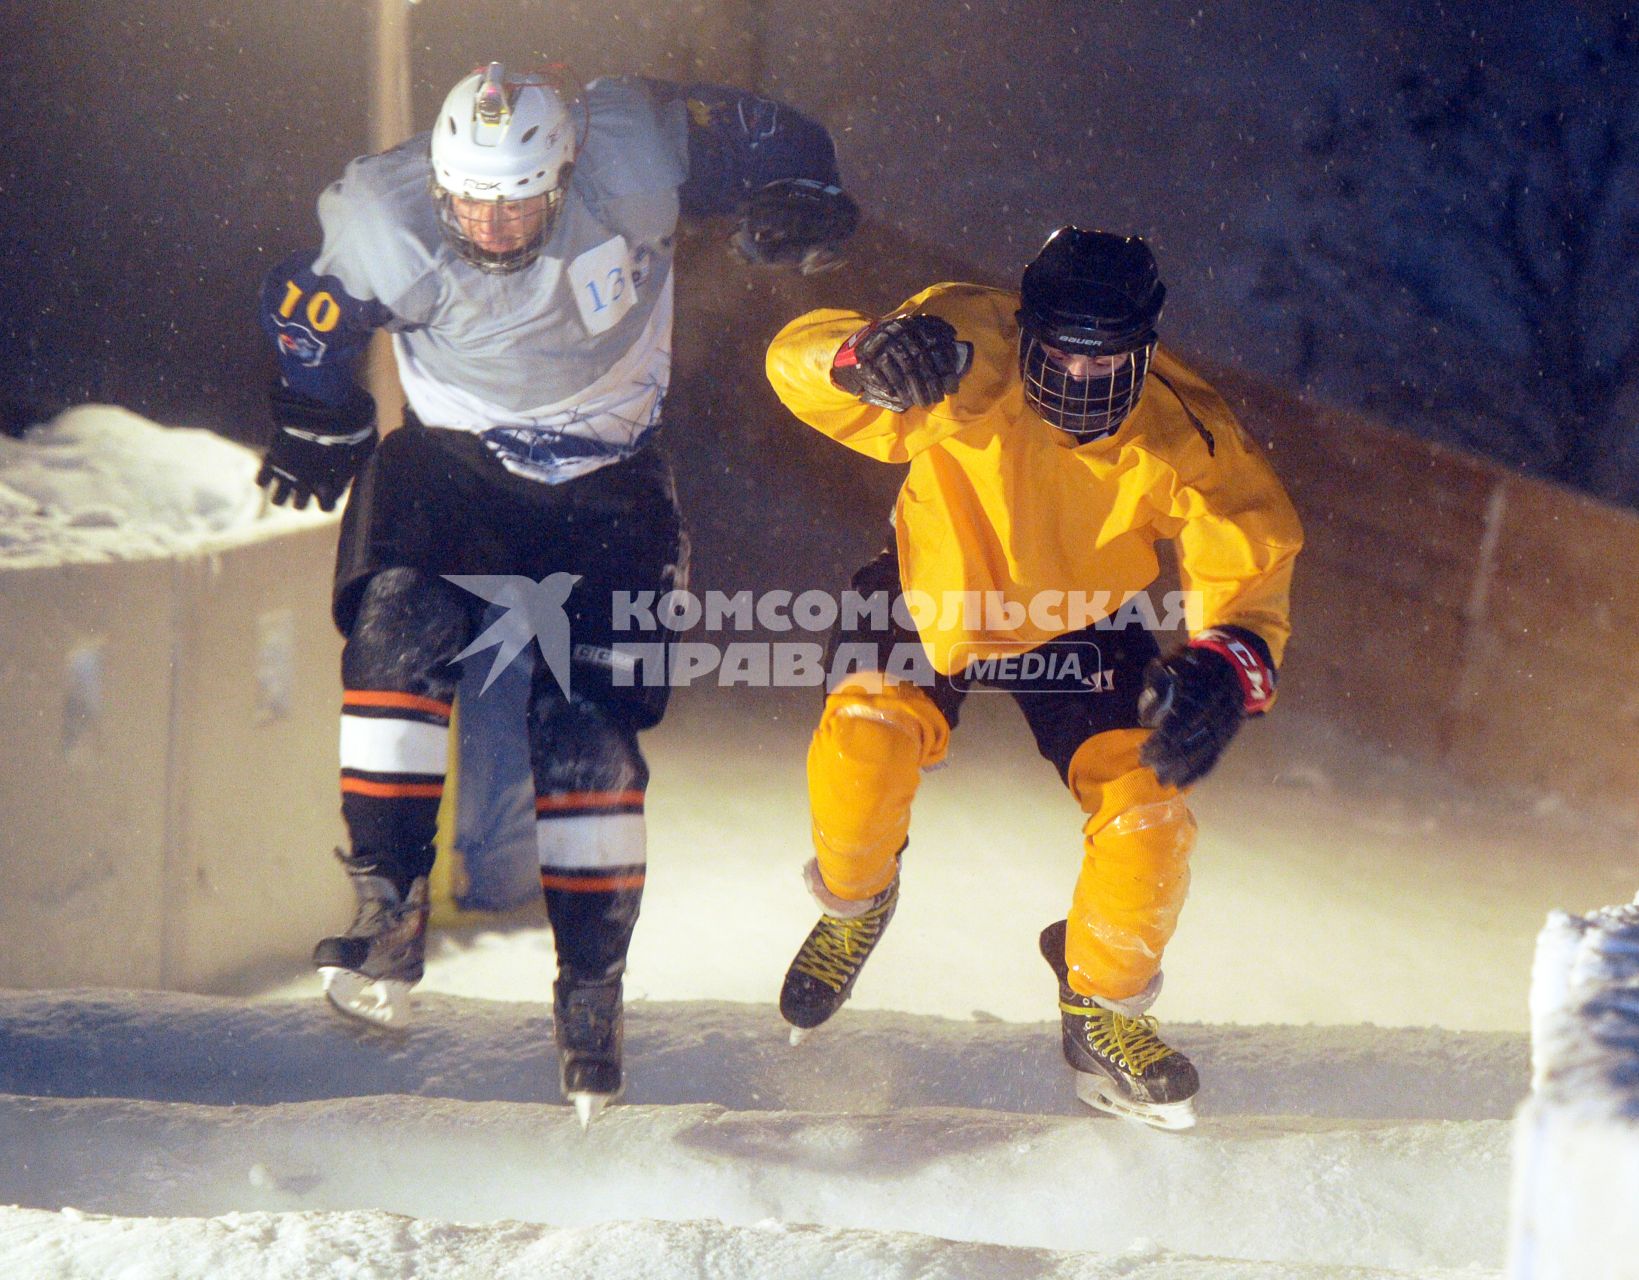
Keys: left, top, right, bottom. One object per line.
{"left": 765, "top": 282, "right": 1303, "bottom": 675}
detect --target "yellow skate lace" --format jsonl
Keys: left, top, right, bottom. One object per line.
{"left": 1059, "top": 1003, "right": 1176, "bottom": 1074}
{"left": 791, "top": 898, "right": 894, "bottom": 991}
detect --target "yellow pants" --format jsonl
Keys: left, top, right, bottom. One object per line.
{"left": 806, "top": 680, "right": 1195, "bottom": 1003}
{"left": 1063, "top": 728, "right": 1196, "bottom": 1003}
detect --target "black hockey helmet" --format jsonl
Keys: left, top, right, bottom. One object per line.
{"left": 1017, "top": 227, "right": 1166, "bottom": 439}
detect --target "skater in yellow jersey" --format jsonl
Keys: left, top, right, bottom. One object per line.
{"left": 764, "top": 228, "right": 1303, "bottom": 1129}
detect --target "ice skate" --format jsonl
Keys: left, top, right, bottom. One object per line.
{"left": 1039, "top": 919, "right": 1198, "bottom": 1130}
{"left": 555, "top": 973, "right": 624, "bottom": 1127}
{"left": 780, "top": 868, "right": 899, "bottom": 1043}
{"left": 313, "top": 851, "right": 429, "bottom": 1029}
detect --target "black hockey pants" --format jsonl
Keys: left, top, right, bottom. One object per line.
{"left": 333, "top": 428, "right": 684, "bottom": 983}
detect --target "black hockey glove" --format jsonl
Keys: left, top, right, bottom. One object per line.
{"left": 830, "top": 315, "right": 972, "bottom": 413}
{"left": 257, "top": 381, "right": 378, "bottom": 512}
{"left": 1137, "top": 627, "right": 1276, "bottom": 789}
{"left": 732, "top": 177, "right": 860, "bottom": 274}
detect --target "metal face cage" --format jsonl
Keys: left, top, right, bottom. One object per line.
{"left": 1019, "top": 336, "right": 1154, "bottom": 439}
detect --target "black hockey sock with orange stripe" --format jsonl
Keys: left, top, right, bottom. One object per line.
{"left": 338, "top": 688, "right": 451, "bottom": 890}
{"left": 338, "top": 568, "right": 472, "bottom": 891}
{"left": 537, "top": 786, "right": 647, "bottom": 979}
{"left": 542, "top": 880, "right": 644, "bottom": 979}
{"left": 529, "top": 690, "right": 651, "bottom": 981}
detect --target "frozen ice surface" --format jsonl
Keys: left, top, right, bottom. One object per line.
{"left": 9, "top": 686, "right": 1635, "bottom": 1276}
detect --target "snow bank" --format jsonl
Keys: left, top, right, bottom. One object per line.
{"left": 0, "top": 1206, "right": 1495, "bottom": 1280}
{"left": 0, "top": 992, "right": 1517, "bottom": 1275}
{"left": 0, "top": 1090, "right": 1510, "bottom": 1268}
{"left": 0, "top": 406, "right": 349, "bottom": 991}
{"left": 1510, "top": 895, "right": 1639, "bottom": 1278}
{"left": 0, "top": 406, "right": 324, "bottom": 567}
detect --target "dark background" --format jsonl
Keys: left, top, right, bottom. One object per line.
{"left": 0, "top": 1, "right": 764, "bottom": 443}
{"left": 2, "top": 4, "right": 372, "bottom": 438}
{"left": 3, "top": 1, "right": 1636, "bottom": 509}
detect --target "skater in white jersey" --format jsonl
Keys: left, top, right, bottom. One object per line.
{"left": 257, "top": 62, "right": 857, "bottom": 1123}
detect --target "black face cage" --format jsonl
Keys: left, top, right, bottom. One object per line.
{"left": 432, "top": 186, "right": 563, "bottom": 274}
{"left": 1019, "top": 336, "right": 1154, "bottom": 440}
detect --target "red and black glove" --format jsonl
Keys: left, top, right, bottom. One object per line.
{"left": 1137, "top": 626, "right": 1276, "bottom": 788}
{"left": 257, "top": 381, "right": 377, "bottom": 512}
{"left": 830, "top": 315, "right": 972, "bottom": 413}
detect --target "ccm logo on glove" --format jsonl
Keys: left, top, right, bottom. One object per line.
{"left": 1187, "top": 627, "right": 1276, "bottom": 715}
{"left": 1136, "top": 626, "right": 1276, "bottom": 789}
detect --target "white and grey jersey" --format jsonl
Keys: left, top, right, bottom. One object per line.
{"left": 311, "top": 77, "right": 688, "bottom": 483}
{"left": 264, "top": 76, "right": 848, "bottom": 482}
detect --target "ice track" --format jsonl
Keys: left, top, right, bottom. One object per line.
{"left": 0, "top": 991, "right": 1520, "bottom": 1277}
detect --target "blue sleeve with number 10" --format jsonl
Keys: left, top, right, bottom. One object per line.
{"left": 258, "top": 250, "right": 393, "bottom": 405}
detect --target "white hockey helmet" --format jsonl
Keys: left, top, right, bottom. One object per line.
{"left": 430, "top": 62, "right": 578, "bottom": 272}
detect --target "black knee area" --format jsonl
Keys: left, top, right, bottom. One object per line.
{"left": 342, "top": 567, "right": 476, "bottom": 699}
{"left": 528, "top": 686, "right": 649, "bottom": 797}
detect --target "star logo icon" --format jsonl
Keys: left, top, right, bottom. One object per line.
{"left": 444, "top": 573, "right": 582, "bottom": 696}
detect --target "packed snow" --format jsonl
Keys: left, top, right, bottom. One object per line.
{"left": 0, "top": 992, "right": 1517, "bottom": 1278}
{"left": 3, "top": 407, "right": 1637, "bottom": 1277}
{"left": 0, "top": 406, "right": 326, "bottom": 568}
{"left": 1510, "top": 900, "right": 1639, "bottom": 1278}
{"left": 5, "top": 683, "right": 1636, "bottom": 1276}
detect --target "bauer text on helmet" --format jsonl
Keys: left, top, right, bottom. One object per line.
{"left": 1017, "top": 228, "right": 1166, "bottom": 440}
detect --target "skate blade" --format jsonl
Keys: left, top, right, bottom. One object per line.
{"left": 319, "top": 967, "right": 414, "bottom": 1029}
{"left": 570, "top": 1091, "right": 614, "bottom": 1129}
{"left": 1075, "top": 1071, "right": 1197, "bottom": 1131}
{"left": 788, "top": 1024, "right": 812, "bottom": 1047}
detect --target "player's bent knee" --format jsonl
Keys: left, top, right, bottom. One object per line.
{"left": 343, "top": 568, "right": 473, "bottom": 692}
{"left": 530, "top": 696, "right": 648, "bottom": 796}
{"left": 818, "top": 675, "right": 950, "bottom": 768}
{"left": 805, "top": 680, "right": 945, "bottom": 899}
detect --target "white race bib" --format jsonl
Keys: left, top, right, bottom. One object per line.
{"left": 568, "top": 236, "right": 636, "bottom": 336}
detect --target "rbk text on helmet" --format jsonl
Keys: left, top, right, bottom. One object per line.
{"left": 429, "top": 63, "right": 581, "bottom": 273}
